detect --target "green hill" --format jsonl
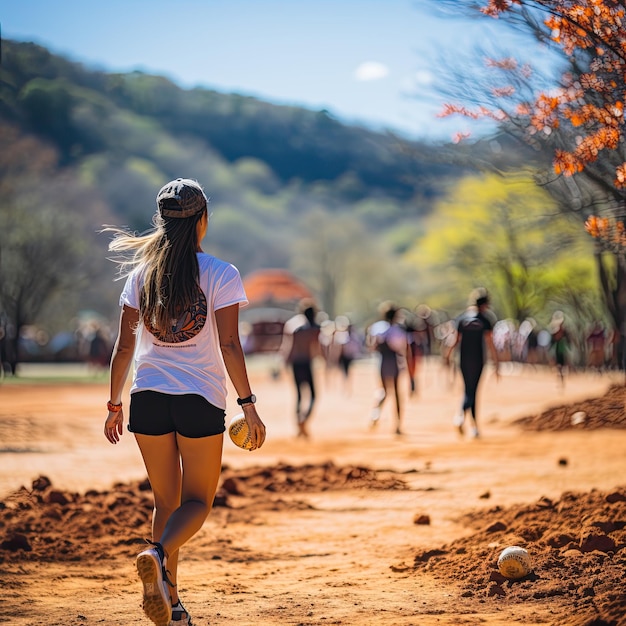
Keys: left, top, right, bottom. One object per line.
{"left": 2, "top": 40, "right": 452, "bottom": 201}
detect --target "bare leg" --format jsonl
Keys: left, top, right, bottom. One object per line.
{"left": 468, "top": 407, "right": 479, "bottom": 437}
{"left": 135, "top": 432, "right": 224, "bottom": 603}
{"left": 134, "top": 432, "right": 181, "bottom": 598}
{"left": 370, "top": 373, "right": 388, "bottom": 427}
{"left": 392, "top": 376, "right": 402, "bottom": 434}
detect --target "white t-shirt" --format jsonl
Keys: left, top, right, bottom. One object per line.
{"left": 369, "top": 320, "right": 407, "bottom": 354}
{"left": 119, "top": 252, "right": 248, "bottom": 409}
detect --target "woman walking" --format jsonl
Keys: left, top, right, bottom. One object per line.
{"left": 103, "top": 178, "right": 266, "bottom": 626}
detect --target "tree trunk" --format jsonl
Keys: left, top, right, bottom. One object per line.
{"left": 0, "top": 321, "right": 19, "bottom": 376}
{"left": 596, "top": 247, "right": 626, "bottom": 368}
{"left": 615, "top": 256, "right": 626, "bottom": 369}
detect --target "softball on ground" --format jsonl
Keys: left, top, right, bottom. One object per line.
{"left": 497, "top": 546, "right": 532, "bottom": 579}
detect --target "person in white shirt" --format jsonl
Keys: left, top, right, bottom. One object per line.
{"left": 366, "top": 302, "right": 414, "bottom": 435}
{"left": 103, "top": 178, "right": 266, "bottom": 626}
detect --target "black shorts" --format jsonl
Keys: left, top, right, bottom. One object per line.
{"left": 129, "top": 391, "right": 226, "bottom": 438}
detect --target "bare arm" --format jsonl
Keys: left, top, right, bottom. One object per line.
{"left": 216, "top": 304, "right": 266, "bottom": 449}
{"left": 405, "top": 338, "right": 415, "bottom": 373}
{"left": 443, "top": 331, "right": 460, "bottom": 362}
{"left": 279, "top": 330, "right": 294, "bottom": 365}
{"left": 365, "top": 328, "right": 377, "bottom": 352}
{"left": 104, "top": 304, "right": 139, "bottom": 444}
{"left": 484, "top": 330, "right": 500, "bottom": 379}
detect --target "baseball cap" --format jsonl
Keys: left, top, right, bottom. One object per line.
{"left": 156, "top": 178, "right": 208, "bottom": 219}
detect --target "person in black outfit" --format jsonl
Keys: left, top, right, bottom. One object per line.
{"left": 444, "top": 288, "right": 499, "bottom": 438}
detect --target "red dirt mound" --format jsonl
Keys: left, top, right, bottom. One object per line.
{"left": 401, "top": 486, "right": 626, "bottom": 626}
{"left": 514, "top": 384, "right": 626, "bottom": 431}
{"left": 0, "top": 461, "right": 409, "bottom": 563}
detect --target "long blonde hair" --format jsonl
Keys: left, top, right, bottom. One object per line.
{"left": 106, "top": 208, "right": 206, "bottom": 337}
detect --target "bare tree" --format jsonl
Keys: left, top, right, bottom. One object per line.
{"left": 291, "top": 208, "right": 416, "bottom": 319}
{"left": 0, "top": 124, "right": 110, "bottom": 373}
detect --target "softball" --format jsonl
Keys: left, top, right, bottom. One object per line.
{"left": 497, "top": 546, "right": 532, "bottom": 579}
{"left": 228, "top": 413, "right": 253, "bottom": 450}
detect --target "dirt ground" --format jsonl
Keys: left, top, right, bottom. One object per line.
{"left": 1, "top": 357, "right": 625, "bottom": 626}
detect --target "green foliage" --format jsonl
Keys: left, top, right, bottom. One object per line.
{"left": 290, "top": 208, "right": 418, "bottom": 319}
{"left": 232, "top": 158, "right": 280, "bottom": 195}
{"left": 406, "top": 173, "right": 601, "bottom": 321}
{"left": 0, "top": 172, "right": 111, "bottom": 334}
{"left": 97, "top": 63, "right": 446, "bottom": 201}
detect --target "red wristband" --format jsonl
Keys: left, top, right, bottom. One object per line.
{"left": 107, "top": 401, "right": 123, "bottom": 412}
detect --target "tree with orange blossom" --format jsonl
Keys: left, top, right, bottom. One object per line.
{"left": 435, "top": 0, "right": 625, "bottom": 190}
{"left": 427, "top": 0, "right": 626, "bottom": 359}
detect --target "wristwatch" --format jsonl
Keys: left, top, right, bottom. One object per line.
{"left": 237, "top": 394, "right": 256, "bottom": 406}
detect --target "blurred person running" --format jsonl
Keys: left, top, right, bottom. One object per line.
{"left": 330, "top": 314, "right": 362, "bottom": 394}
{"left": 367, "top": 302, "right": 414, "bottom": 435}
{"left": 281, "top": 299, "right": 322, "bottom": 437}
{"left": 444, "top": 288, "right": 499, "bottom": 438}
{"left": 103, "top": 178, "right": 266, "bottom": 626}
{"left": 550, "top": 312, "right": 572, "bottom": 388}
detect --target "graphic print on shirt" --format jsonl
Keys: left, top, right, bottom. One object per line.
{"left": 146, "top": 291, "right": 208, "bottom": 344}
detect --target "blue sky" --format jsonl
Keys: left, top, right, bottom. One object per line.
{"left": 2, "top": 0, "right": 526, "bottom": 141}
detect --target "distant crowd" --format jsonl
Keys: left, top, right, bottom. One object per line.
{"left": 292, "top": 306, "right": 621, "bottom": 375}
{"left": 272, "top": 292, "right": 624, "bottom": 439}
{"left": 0, "top": 298, "right": 621, "bottom": 382}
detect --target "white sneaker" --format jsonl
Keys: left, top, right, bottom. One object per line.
{"left": 370, "top": 407, "right": 381, "bottom": 427}
{"left": 136, "top": 546, "right": 172, "bottom": 625}
{"left": 452, "top": 414, "right": 464, "bottom": 427}
{"left": 470, "top": 427, "right": 480, "bottom": 438}
{"left": 452, "top": 414, "right": 464, "bottom": 435}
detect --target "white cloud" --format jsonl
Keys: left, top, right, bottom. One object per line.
{"left": 354, "top": 61, "right": 389, "bottom": 82}
{"left": 400, "top": 69, "right": 435, "bottom": 97}
{"left": 412, "top": 70, "right": 433, "bottom": 86}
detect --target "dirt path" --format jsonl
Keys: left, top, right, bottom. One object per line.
{"left": 1, "top": 358, "right": 624, "bottom": 625}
